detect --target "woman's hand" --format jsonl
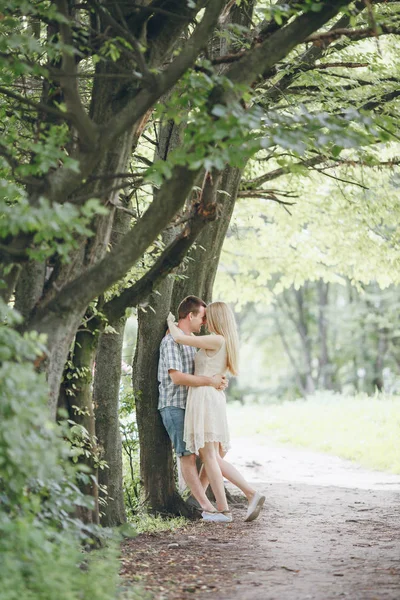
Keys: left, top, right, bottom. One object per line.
{"left": 167, "top": 312, "right": 176, "bottom": 324}
{"left": 167, "top": 313, "right": 180, "bottom": 341}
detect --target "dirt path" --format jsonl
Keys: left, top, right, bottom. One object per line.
{"left": 121, "top": 438, "right": 400, "bottom": 600}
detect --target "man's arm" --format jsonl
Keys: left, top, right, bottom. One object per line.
{"left": 169, "top": 370, "right": 227, "bottom": 389}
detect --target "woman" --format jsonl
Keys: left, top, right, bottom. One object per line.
{"left": 167, "top": 302, "right": 265, "bottom": 523}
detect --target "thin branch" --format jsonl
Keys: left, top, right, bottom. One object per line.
{"left": 242, "top": 155, "right": 325, "bottom": 189}
{"left": 86, "top": 0, "right": 152, "bottom": 81}
{"left": 0, "top": 85, "right": 67, "bottom": 120}
{"left": 361, "top": 89, "right": 400, "bottom": 111}
{"left": 72, "top": 180, "right": 138, "bottom": 204}
{"left": 48, "top": 68, "right": 143, "bottom": 80}
{"left": 237, "top": 188, "right": 297, "bottom": 206}
{"left": 210, "top": 51, "right": 247, "bottom": 65}
{"left": 304, "top": 25, "right": 400, "bottom": 46}
{"left": 333, "top": 157, "right": 400, "bottom": 168}
{"left": 262, "top": 2, "right": 371, "bottom": 104}
{"left": 55, "top": 0, "right": 98, "bottom": 148}
{"left": 242, "top": 152, "right": 400, "bottom": 194}
{"left": 99, "top": 2, "right": 193, "bottom": 21}
{"left": 84, "top": 172, "right": 144, "bottom": 182}
{"left": 312, "top": 167, "right": 369, "bottom": 189}
{"left": 112, "top": 203, "right": 138, "bottom": 218}
{"left": 304, "top": 61, "right": 369, "bottom": 70}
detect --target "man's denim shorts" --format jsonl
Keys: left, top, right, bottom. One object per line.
{"left": 159, "top": 406, "right": 192, "bottom": 457}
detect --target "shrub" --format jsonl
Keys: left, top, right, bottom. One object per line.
{"left": 0, "top": 301, "right": 121, "bottom": 600}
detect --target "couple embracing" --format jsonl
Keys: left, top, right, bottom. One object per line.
{"left": 158, "top": 295, "right": 265, "bottom": 523}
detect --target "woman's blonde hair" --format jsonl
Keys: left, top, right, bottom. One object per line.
{"left": 206, "top": 302, "right": 239, "bottom": 376}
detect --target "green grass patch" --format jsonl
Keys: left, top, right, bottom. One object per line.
{"left": 128, "top": 512, "right": 188, "bottom": 535}
{"left": 228, "top": 392, "right": 400, "bottom": 474}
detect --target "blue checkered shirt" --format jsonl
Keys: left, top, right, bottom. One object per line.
{"left": 158, "top": 332, "right": 197, "bottom": 410}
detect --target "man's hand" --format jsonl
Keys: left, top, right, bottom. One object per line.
{"left": 210, "top": 374, "right": 228, "bottom": 391}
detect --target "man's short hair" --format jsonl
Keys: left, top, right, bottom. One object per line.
{"left": 177, "top": 295, "right": 206, "bottom": 320}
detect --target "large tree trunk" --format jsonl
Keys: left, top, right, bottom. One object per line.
{"left": 22, "top": 18, "right": 152, "bottom": 416}
{"left": 66, "top": 321, "right": 100, "bottom": 525}
{"left": 132, "top": 279, "right": 191, "bottom": 516}
{"left": 94, "top": 318, "right": 127, "bottom": 526}
{"left": 44, "top": 310, "right": 91, "bottom": 419}
{"left": 34, "top": 109, "right": 148, "bottom": 416}
{"left": 91, "top": 190, "right": 134, "bottom": 527}
{"left": 132, "top": 115, "right": 191, "bottom": 515}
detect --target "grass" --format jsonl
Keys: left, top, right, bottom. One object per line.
{"left": 128, "top": 513, "right": 188, "bottom": 534}
{"left": 227, "top": 392, "right": 400, "bottom": 474}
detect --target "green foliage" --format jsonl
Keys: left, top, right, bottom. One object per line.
{"left": 0, "top": 186, "right": 109, "bottom": 262}
{"left": 0, "top": 301, "right": 124, "bottom": 599}
{"left": 119, "top": 376, "right": 141, "bottom": 518}
{"left": 148, "top": 60, "right": 396, "bottom": 186}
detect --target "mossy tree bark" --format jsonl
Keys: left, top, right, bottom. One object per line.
{"left": 91, "top": 200, "right": 133, "bottom": 527}
{"left": 65, "top": 319, "right": 100, "bottom": 525}
{"left": 94, "top": 317, "right": 127, "bottom": 526}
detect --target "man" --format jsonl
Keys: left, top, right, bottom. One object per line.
{"left": 158, "top": 295, "right": 228, "bottom": 521}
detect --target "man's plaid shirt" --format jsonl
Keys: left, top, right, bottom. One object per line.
{"left": 158, "top": 332, "right": 197, "bottom": 410}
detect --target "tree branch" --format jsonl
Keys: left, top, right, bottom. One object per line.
{"left": 303, "top": 61, "right": 369, "bottom": 70}
{"left": 361, "top": 89, "right": 400, "bottom": 111}
{"left": 311, "top": 167, "right": 369, "bottom": 189}
{"left": 55, "top": 0, "right": 98, "bottom": 149}
{"left": 262, "top": 4, "right": 365, "bottom": 104}
{"left": 304, "top": 25, "right": 400, "bottom": 46}
{"left": 40, "top": 0, "right": 224, "bottom": 207}
{"left": 242, "top": 156, "right": 325, "bottom": 189}
{"left": 221, "top": 2, "right": 354, "bottom": 97}
{"left": 28, "top": 163, "right": 202, "bottom": 330}
{"left": 86, "top": 0, "right": 152, "bottom": 81}
{"left": 101, "top": 0, "right": 226, "bottom": 147}
{"left": 0, "top": 85, "right": 67, "bottom": 120}
{"left": 237, "top": 188, "right": 297, "bottom": 206}
{"left": 103, "top": 200, "right": 218, "bottom": 323}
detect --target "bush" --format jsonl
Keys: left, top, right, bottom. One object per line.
{"left": 0, "top": 301, "right": 122, "bottom": 600}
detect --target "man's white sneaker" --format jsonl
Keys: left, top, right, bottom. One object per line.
{"left": 244, "top": 491, "right": 265, "bottom": 522}
{"left": 201, "top": 510, "right": 233, "bottom": 523}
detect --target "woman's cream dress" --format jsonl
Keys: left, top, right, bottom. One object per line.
{"left": 183, "top": 340, "right": 230, "bottom": 455}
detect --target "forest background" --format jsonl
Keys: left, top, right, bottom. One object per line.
{"left": 1, "top": 0, "right": 400, "bottom": 599}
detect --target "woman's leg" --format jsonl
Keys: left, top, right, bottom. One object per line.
{"left": 216, "top": 454, "right": 256, "bottom": 501}
{"left": 217, "top": 445, "right": 265, "bottom": 522}
{"left": 180, "top": 454, "right": 215, "bottom": 512}
{"left": 199, "top": 442, "right": 229, "bottom": 512}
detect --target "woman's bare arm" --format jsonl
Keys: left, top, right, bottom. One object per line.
{"left": 167, "top": 315, "right": 223, "bottom": 351}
